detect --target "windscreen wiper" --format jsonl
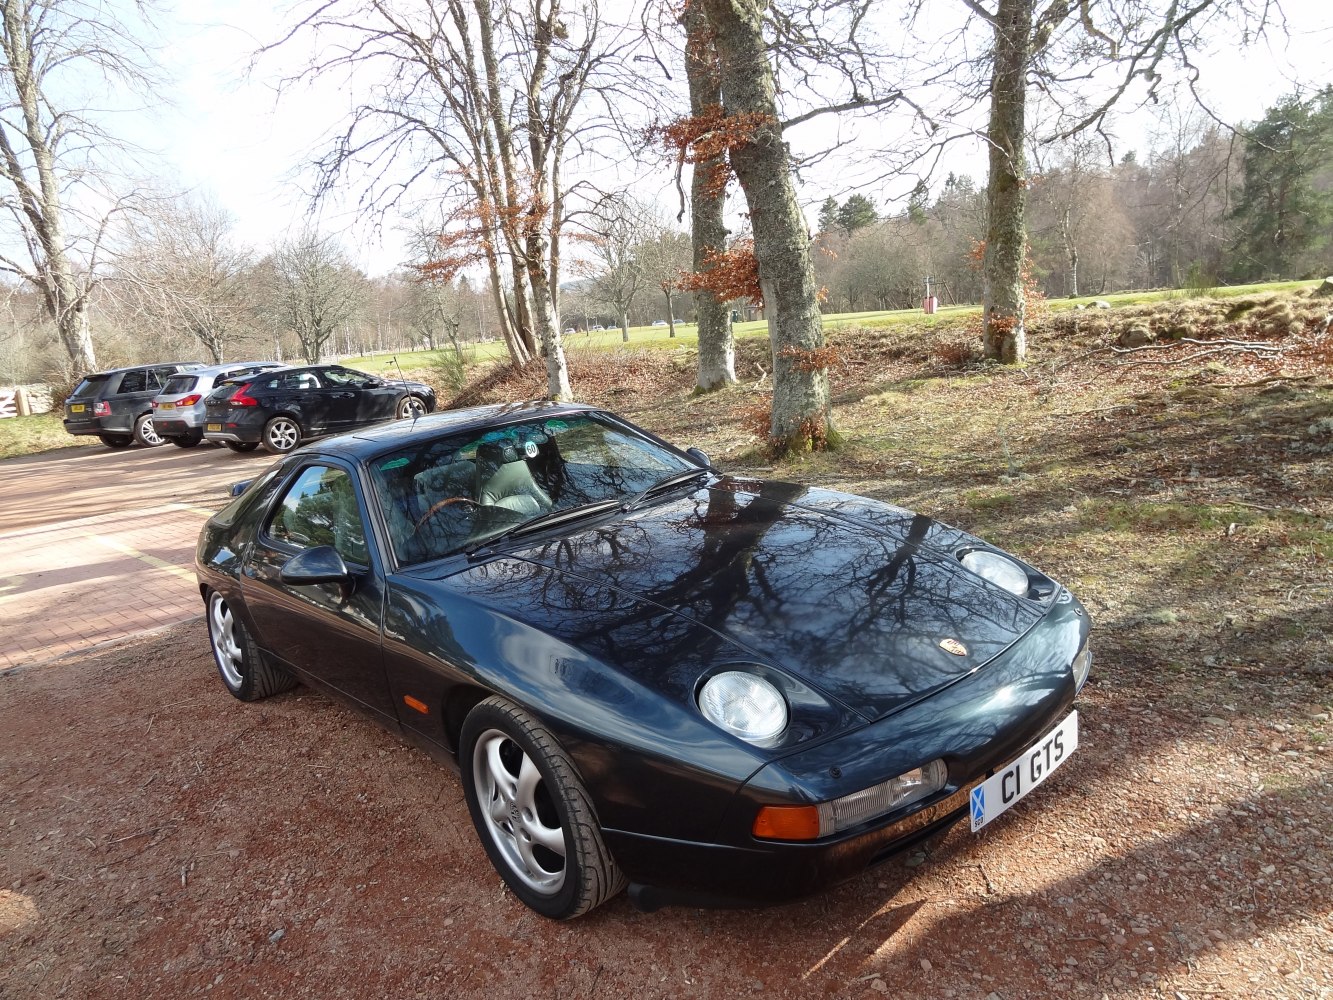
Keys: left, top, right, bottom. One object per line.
{"left": 465, "top": 498, "right": 624, "bottom": 558}
{"left": 621, "top": 468, "right": 711, "bottom": 513}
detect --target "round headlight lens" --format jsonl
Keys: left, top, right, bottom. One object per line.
{"left": 961, "top": 550, "right": 1030, "bottom": 596}
{"left": 698, "top": 671, "right": 788, "bottom": 745}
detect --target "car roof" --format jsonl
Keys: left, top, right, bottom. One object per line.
{"left": 190, "top": 360, "right": 283, "bottom": 376}
{"left": 302, "top": 401, "right": 602, "bottom": 461}
{"left": 82, "top": 362, "right": 206, "bottom": 377}
{"left": 172, "top": 361, "right": 283, "bottom": 378}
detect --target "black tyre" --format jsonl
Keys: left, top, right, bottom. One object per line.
{"left": 205, "top": 590, "right": 296, "bottom": 701}
{"left": 396, "top": 394, "right": 428, "bottom": 419}
{"left": 169, "top": 432, "right": 203, "bottom": 448}
{"left": 261, "top": 416, "right": 302, "bottom": 454}
{"left": 133, "top": 413, "right": 166, "bottom": 447}
{"left": 224, "top": 440, "right": 259, "bottom": 453}
{"left": 460, "top": 696, "right": 625, "bottom": 919}
{"left": 98, "top": 433, "right": 132, "bottom": 449}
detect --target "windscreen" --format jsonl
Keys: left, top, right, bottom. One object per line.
{"left": 369, "top": 413, "right": 695, "bottom": 566}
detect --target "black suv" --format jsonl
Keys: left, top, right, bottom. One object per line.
{"left": 63, "top": 362, "right": 205, "bottom": 448}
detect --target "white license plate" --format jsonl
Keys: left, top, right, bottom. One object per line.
{"left": 970, "top": 710, "right": 1078, "bottom": 832}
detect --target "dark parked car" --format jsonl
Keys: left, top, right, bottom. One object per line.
{"left": 152, "top": 362, "right": 285, "bottom": 447}
{"left": 63, "top": 362, "right": 205, "bottom": 448}
{"left": 197, "top": 402, "right": 1090, "bottom": 919}
{"left": 201, "top": 364, "right": 436, "bottom": 454}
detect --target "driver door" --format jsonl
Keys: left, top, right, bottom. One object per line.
{"left": 241, "top": 461, "right": 397, "bottom": 721}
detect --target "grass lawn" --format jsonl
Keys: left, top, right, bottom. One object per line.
{"left": 0, "top": 412, "right": 96, "bottom": 461}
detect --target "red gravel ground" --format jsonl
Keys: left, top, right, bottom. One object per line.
{"left": 1, "top": 613, "right": 1328, "bottom": 999}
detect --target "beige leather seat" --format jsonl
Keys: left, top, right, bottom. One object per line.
{"left": 477, "top": 443, "right": 552, "bottom": 517}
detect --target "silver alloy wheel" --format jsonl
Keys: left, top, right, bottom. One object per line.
{"left": 397, "top": 395, "right": 426, "bottom": 419}
{"left": 265, "top": 417, "right": 300, "bottom": 452}
{"left": 136, "top": 415, "right": 164, "bottom": 446}
{"left": 472, "top": 728, "right": 567, "bottom": 895}
{"left": 208, "top": 592, "right": 244, "bottom": 690}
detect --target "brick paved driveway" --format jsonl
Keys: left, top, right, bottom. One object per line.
{"left": 0, "top": 442, "right": 277, "bottom": 669}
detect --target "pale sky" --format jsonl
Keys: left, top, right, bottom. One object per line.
{"left": 124, "top": 0, "right": 1333, "bottom": 277}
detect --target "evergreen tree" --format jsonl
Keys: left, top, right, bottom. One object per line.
{"left": 817, "top": 197, "right": 841, "bottom": 235}
{"left": 837, "top": 194, "right": 878, "bottom": 235}
{"left": 1231, "top": 88, "right": 1333, "bottom": 280}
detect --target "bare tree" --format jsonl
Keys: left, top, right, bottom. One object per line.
{"left": 586, "top": 194, "right": 654, "bottom": 342}
{"left": 695, "top": 0, "right": 833, "bottom": 453}
{"left": 637, "top": 227, "right": 692, "bottom": 337}
{"left": 0, "top": 0, "right": 160, "bottom": 371}
{"left": 270, "top": 0, "right": 640, "bottom": 400}
{"left": 116, "top": 195, "right": 255, "bottom": 363}
{"left": 950, "top": 0, "right": 1278, "bottom": 362}
{"left": 270, "top": 233, "right": 363, "bottom": 364}
{"left": 681, "top": 4, "right": 735, "bottom": 390}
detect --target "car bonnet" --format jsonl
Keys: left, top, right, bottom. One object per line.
{"left": 446, "top": 478, "right": 1045, "bottom": 722}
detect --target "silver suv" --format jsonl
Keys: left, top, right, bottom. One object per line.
{"left": 152, "top": 362, "right": 283, "bottom": 447}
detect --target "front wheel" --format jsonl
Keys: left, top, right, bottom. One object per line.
{"left": 205, "top": 590, "right": 296, "bottom": 701}
{"left": 133, "top": 414, "right": 165, "bottom": 447}
{"left": 98, "top": 433, "right": 132, "bottom": 449}
{"left": 261, "top": 416, "right": 302, "bottom": 454}
{"left": 460, "top": 697, "right": 625, "bottom": 919}
{"left": 224, "top": 440, "right": 259, "bottom": 453}
{"left": 396, "top": 394, "right": 428, "bottom": 420}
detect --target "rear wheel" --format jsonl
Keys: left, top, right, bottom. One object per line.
{"left": 396, "top": 394, "right": 428, "bottom": 419}
{"left": 224, "top": 441, "right": 259, "bottom": 453}
{"left": 206, "top": 590, "right": 296, "bottom": 701}
{"left": 133, "top": 414, "right": 165, "bottom": 447}
{"left": 98, "top": 433, "right": 132, "bottom": 449}
{"left": 261, "top": 416, "right": 301, "bottom": 454}
{"left": 169, "top": 432, "right": 203, "bottom": 448}
{"left": 460, "top": 697, "right": 625, "bottom": 919}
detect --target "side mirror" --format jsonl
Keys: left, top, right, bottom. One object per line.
{"left": 685, "top": 447, "right": 711, "bottom": 469}
{"left": 228, "top": 479, "right": 252, "bottom": 498}
{"left": 280, "top": 545, "right": 353, "bottom": 586}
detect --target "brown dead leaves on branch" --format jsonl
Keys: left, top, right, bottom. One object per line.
{"left": 647, "top": 103, "right": 774, "bottom": 203}
{"left": 676, "top": 239, "right": 761, "bottom": 304}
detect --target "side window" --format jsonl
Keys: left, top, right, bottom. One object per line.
{"left": 283, "top": 372, "right": 321, "bottom": 391}
{"left": 267, "top": 465, "right": 370, "bottom": 565}
{"left": 118, "top": 369, "right": 147, "bottom": 394}
{"left": 145, "top": 370, "right": 164, "bottom": 391}
{"left": 323, "top": 368, "right": 370, "bottom": 388}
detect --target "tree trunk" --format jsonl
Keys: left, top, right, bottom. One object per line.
{"left": 619, "top": 309, "right": 629, "bottom": 343}
{"left": 701, "top": 0, "right": 828, "bottom": 452}
{"left": 487, "top": 253, "right": 530, "bottom": 367}
{"left": 982, "top": 0, "right": 1034, "bottom": 365}
{"left": 684, "top": 4, "right": 736, "bottom": 393}
{"left": 664, "top": 287, "right": 676, "bottom": 337}
{"left": 524, "top": 230, "right": 571, "bottom": 401}
{"left": 56, "top": 295, "right": 96, "bottom": 371}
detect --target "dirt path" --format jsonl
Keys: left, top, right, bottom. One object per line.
{"left": 1, "top": 622, "right": 1328, "bottom": 1000}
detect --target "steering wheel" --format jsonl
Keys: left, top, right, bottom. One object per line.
{"left": 412, "top": 496, "right": 479, "bottom": 536}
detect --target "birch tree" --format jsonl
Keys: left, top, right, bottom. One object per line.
{"left": 273, "top": 0, "right": 634, "bottom": 400}
{"left": 0, "top": 0, "right": 159, "bottom": 371}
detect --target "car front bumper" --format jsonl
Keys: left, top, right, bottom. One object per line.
{"left": 602, "top": 593, "right": 1090, "bottom": 909}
